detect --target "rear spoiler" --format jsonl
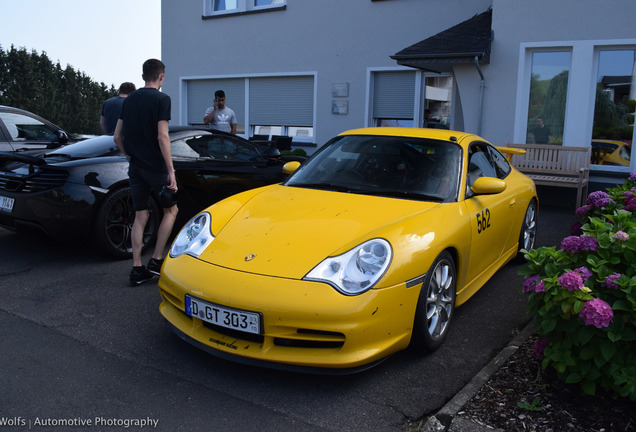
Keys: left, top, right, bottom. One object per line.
{"left": 497, "top": 146, "right": 526, "bottom": 162}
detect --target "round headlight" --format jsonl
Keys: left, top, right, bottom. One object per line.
{"left": 304, "top": 239, "right": 392, "bottom": 295}
{"left": 170, "top": 212, "right": 214, "bottom": 258}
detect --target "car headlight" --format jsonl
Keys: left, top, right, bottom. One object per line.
{"left": 170, "top": 212, "right": 214, "bottom": 258}
{"left": 304, "top": 239, "right": 392, "bottom": 295}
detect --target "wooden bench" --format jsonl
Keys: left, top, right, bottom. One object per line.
{"left": 501, "top": 143, "right": 590, "bottom": 207}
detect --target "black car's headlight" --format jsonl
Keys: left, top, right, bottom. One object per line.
{"left": 304, "top": 239, "right": 392, "bottom": 295}
{"left": 170, "top": 212, "right": 214, "bottom": 258}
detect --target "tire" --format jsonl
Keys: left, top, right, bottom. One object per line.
{"left": 93, "top": 187, "right": 159, "bottom": 259}
{"left": 410, "top": 251, "right": 457, "bottom": 353}
{"left": 516, "top": 199, "right": 538, "bottom": 259}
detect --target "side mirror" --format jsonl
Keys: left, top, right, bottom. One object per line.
{"left": 471, "top": 177, "right": 507, "bottom": 195}
{"left": 57, "top": 130, "right": 69, "bottom": 144}
{"left": 283, "top": 161, "right": 301, "bottom": 175}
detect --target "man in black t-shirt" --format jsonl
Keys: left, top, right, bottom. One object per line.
{"left": 114, "top": 59, "right": 178, "bottom": 286}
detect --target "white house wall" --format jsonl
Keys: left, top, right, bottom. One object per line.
{"left": 162, "top": 0, "right": 636, "bottom": 173}
{"left": 161, "top": 0, "right": 491, "bottom": 147}
{"left": 487, "top": 0, "right": 636, "bottom": 165}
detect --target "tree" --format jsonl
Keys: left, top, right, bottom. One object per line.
{"left": 0, "top": 45, "right": 117, "bottom": 134}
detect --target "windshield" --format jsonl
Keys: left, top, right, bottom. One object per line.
{"left": 285, "top": 135, "right": 462, "bottom": 202}
{"left": 46, "top": 135, "right": 120, "bottom": 159}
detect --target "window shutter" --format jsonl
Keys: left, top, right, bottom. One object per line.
{"left": 249, "top": 76, "right": 313, "bottom": 126}
{"left": 373, "top": 71, "right": 416, "bottom": 119}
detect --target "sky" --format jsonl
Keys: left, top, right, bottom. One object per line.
{"left": 0, "top": 0, "right": 161, "bottom": 90}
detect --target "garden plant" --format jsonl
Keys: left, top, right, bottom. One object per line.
{"left": 520, "top": 173, "right": 636, "bottom": 400}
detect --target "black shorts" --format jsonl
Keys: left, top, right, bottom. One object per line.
{"left": 128, "top": 164, "right": 177, "bottom": 211}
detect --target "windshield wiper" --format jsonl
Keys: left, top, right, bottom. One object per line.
{"left": 355, "top": 190, "right": 445, "bottom": 202}
{"left": 288, "top": 182, "right": 354, "bottom": 193}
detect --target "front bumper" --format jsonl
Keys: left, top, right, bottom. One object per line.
{"left": 158, "top": 255, "right": 421, "bottom": 371}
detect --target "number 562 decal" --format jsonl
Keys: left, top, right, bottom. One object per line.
{"left": 476, "top": 208, "right": 491, "bottom": 234}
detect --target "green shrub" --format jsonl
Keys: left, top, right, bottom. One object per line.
{"left": 520, "top": 173, "right": 636, "bottom": 400}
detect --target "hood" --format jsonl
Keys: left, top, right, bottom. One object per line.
{"left": 198, "top": 185, "right": 441, "bottom": 279}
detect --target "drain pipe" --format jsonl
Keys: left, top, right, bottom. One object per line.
{"left": 475, "top": 56, "right": 485, "bottom": 136}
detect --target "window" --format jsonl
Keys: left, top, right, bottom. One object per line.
{"left": 0, "top": 112, "right": 58, "bottom": 142}
{"left": 186, "top": 74, "right": 314, "bottom": 142}
{"left": 249, "top": 75, "right": 314, "bottom": 138}
{"left": 424, "top": 76, "right": 453, "bottom": 129}
{"left": 186, "top": 78, "right": 245, "bottom": 134}
{"left": 371, "top": 70, "right": 453, "bottom": 129}
{"left": 373, "top": 71, "right": 415, "bottom": 127}
{"left": 213, "top": 0, "right": 238, "bottom": 11}
{"left": 525, "top": 51, "right": 571, "bottom": 145}
{"left": 591, "top": 49, "right": 635, "bottom": 167}
{"left": 205, "top": 0, "right": 285, "bottom": 16}
{"left": 467, "top": 143, "right": 510, "bottom": 193}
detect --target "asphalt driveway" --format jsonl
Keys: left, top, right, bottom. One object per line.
{"left": 0, "top": 200, "right": 574, "bottom": 431}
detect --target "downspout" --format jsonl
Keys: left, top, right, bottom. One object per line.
{"left": 474, "top": 56, "right": 485, "bottom": 136}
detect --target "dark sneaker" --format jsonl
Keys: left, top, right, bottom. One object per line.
{"left": 130, "top": 265, "right": 154, "bottom": 286}
{"left": 147, "top": 258, "right": 164, "bottom": 275}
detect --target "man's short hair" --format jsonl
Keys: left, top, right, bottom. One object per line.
{"left": 215, "top": 90, "right": 226, "bottom": 100}
{"left": 118, "top": 82, "right": 136, "bottom": 95}
{"left": 142, "top": 59, "right": 166, "bottom": 82}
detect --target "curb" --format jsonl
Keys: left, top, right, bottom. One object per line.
{"left": 419, "top": 321, "right": 535, "bottom": 432}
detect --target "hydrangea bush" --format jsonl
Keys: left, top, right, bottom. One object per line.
{"left": 520, "top": 173, "right": 636, "bottom": 400}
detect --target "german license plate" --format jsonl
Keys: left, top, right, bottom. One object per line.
{"left": 0, "top": 195, "right": 14, "bottom": 212}
{"left": 185, "top": 295, "right": 261, "bottom": 335}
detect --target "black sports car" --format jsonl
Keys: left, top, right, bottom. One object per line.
{"left": 0, "top": 127, "right": 303, "bottom": 258}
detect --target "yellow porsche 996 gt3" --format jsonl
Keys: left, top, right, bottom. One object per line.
{"left": 158, "top": 127, "right": 538, "bottom": 373}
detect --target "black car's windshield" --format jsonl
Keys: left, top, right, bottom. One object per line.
{"left": 285, "top": 135, "right": 462, "bottom": 202}
{"left": 45, "top": 136, "right": 120, "bottom": 159}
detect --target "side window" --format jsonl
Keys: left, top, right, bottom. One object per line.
{"left": 488, "top": 146, "right": 511, "bottom": 178}
{"left": 171, "top": 139, "right": 201, "bottom": 158}
{"left": 467, "top": 143, "right": 497, "bottom": 187}
{"left": 0, "top": 112, "right": 58, "bottom": 141}
{"left": 205, "top": 137, "right": 260, "bottom": 161}
{"left": 232, "top": 140, "right": 261, "bottom": 161}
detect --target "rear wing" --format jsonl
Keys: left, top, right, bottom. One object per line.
{"left": 497, "top": 146, "right": 526, "bottom": 162}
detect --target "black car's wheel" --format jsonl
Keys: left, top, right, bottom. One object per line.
{"left": 517, "top": 199, "right": 538, "bottom": 256}
{"left": 410, "top": 251, "right": 457, "bottom": 353}
{"left": 94, "top": 187, "right": 159, "bottom": 259}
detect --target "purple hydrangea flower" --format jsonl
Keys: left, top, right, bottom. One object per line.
{"left": 560, "top": 235, "right": 598, "bottom": 253}
{"left": 629, "top": 172, "right": 636, "bottom": 182}
{"left": 522, "top": 275, "right": 541, "bottom": 293}
{"left": 535, "top": 280, "right": 545, "bottom": 292}
{"left": 534, "top": 337, "right": 548, "bottom": 356}
{"left": 587, "top": 191, "right": 612, "bottom": 208}
{"left": 560, "top": 236, "right": 582, "bottom": 253}
{"left": 579, "top": 236, "right": 598, "bottom": 252}
{"left": 623, "top": 190, "right": 636, "bottom": 211}
{"left": 602, "top": 273, "right": 621, "bottom": 289}
{"left": 612, "top": 230, "right": 630, "bottom": 242}
{"left": 575, "top": 205, "right": 591, "bottom": 219}
{"left": 574, "top": 266, "right": 593, "bottom": 282}
{"left": 579, "top": 298, "right": 613, "bottom": 328}
{"left": 558, "top": 271, "right": 584, "bottom": 291}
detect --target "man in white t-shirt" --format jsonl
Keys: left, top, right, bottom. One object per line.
{"left": 203, "top": 90, "right": 237, "bottom": 134}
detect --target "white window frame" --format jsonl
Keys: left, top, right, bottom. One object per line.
{"left": 204, "top": 0, "right": 285, "bottom": 17}
{"left": 513, "top": 39, "right": 636, "bottom": 173}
